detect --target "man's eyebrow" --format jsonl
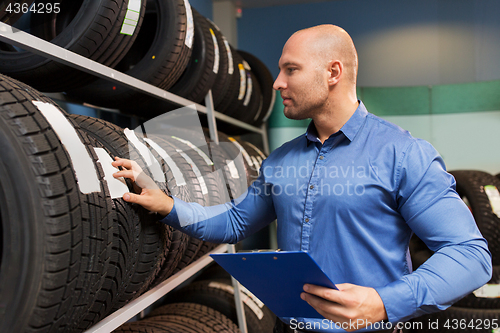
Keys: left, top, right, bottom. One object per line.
{"left": 279, "top": 62, "right": 300, "bottom": 69}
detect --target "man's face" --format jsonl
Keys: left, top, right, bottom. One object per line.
{"left": 273, "top": 33, "right": 329, "bottom": 120}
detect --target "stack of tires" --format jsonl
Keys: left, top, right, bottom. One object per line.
{"left": 409, "top": 170, "right": 500, "bottom": 332}
{"left": 114, "top": 303, "right": 241, "bottom": 333}
{"left": 0, "top": 72, "right": 267, "bottom": 332}
{"left": 155, "top": 264, "right": 277, "bottom": 333}
{"left": 0, "top": 0, "right": 275, "bottom": 131}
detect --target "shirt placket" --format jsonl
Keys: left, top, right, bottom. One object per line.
{"left": 301, "top": 143, "right": 329, "bottom": 252}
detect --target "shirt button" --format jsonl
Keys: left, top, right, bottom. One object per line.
{"left": 319, "top": 156, "right": 324, "bottom": 160}
{"left": 305, "top": 218, "right": 310, "bottom": 223}
{"left": 310, "top": 185, "right": 314, "bottom": 189}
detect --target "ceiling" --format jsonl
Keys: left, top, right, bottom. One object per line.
{"left": 213, "top": 0, "right": 331, "bottom": 9}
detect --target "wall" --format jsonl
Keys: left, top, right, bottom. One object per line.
{"left": 238, "top": 0, "right": 500, "bottom": 174}
{"left": 189, "top": 0, "right": 212, "bottom": 19}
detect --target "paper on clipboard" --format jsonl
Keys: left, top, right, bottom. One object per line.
{"left": 210, "top": 251, "right": 337, "bottom": 319}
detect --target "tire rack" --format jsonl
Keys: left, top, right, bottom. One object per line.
{"left": 0, "top": 20, "right": 272, "bottom": 333}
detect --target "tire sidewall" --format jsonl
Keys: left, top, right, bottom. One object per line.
{"left": 0, "top": 123, "right": 44, "bottom": 333}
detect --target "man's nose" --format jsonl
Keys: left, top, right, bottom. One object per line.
{"left": 273, "top": 72, "right": 286, "bottom": 91}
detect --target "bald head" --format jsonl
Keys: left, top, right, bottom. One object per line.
{"left": 287, "top": 25, "right": 358, "bottom": 85}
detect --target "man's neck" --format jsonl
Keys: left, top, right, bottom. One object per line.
{"left": 313, "top": 97, "right": 359, "bottom": 144}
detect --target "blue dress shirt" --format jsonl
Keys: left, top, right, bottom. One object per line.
{"left": 162, "top": 101, "right": 492, "bottom": 332}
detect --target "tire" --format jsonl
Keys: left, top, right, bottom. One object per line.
{"left": 195, "top": 263, "right": 232, "bottom": 282}
{"left": 449, "top": 170, "right": 500, "bottom": 265}
{"left": 0, "top": 0, "right": 146, "bottom": 92}
{"left": 212, "top": 131, "right": 249, "bottom": 198}
{"left": 113, "top": 318, "right": 207, "bottom": 333}
{"left": 0, "top": 73, "right": 113, "bottom": 332}
{"left": 236, "top": 69, "right": 264, "bottom": 125}
{"left": 163, "top": 279, "right": 275, "bottom": 333}
{"left": 161, "top": 132, "right": 223, "bottom": 207}
{"left": 146, "top": 303, "right": 241, "bottom": 333}
{"left": 205, "top": 19, "right": 230, "bottom": 107}
{"left": 141, "top": 134, "right": 206, "bottom": 273}
{"left": 168, "top": 9, "right": 218, "bottom": 104}
{"left": 145, "top": 9, "right": 219, "bottom": 113}
{"left": 410, "top": 306, "right": 500, "bottom": 332}
{"left": 229, "top": 137, "right": 260, "bottom": 186}
{"left": 238, "top": 50, "right": 276, "bottom": 127}
{"left": 216, "top": 47, "right": 247, "bottom": 117}
{"left": 237, "top": 138, "right": 267, "bottom": 178}
{"left": 66, "top": 0, "right": 192, "bottom": 115}
{"left": 68, "top": 115, "right": 170, "bottom": 310}
{"left": 141, "top": 134, "right": 194, "bottom": 286}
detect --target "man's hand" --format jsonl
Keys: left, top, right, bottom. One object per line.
{"left": 112, "top": 157, "right": 173, "bottom": 217}
{"left": 301, "top": 283, "right": 388, "bottom": 332}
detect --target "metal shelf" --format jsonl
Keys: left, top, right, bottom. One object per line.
{"left": 0, "top": 21, "right": 267, "bottom": 136}
{"left": 0, "top": 19, "right": 272, "bottom": 333}
{"left": 83, "top": 244, "right": 228, "bottom": 333}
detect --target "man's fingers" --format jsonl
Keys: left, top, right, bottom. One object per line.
{"left": 113, "top": 169, "right": 136, "bottom": 181}
{"left": 301, "top": 292, "right": 343, "bottom": 321}
{"left": 122, "top": 192, "right": 139, "bottom": 203}
{"left": 303, "top": 284, "right": 342, "bottom": 304}
{"left": 112, "top": 157, "right": 131, "bottom": 168}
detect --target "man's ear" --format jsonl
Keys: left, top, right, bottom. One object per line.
{"left": 328, "top": 60, "right": 342, "bottom": 86}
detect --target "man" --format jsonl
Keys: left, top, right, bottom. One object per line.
{"left": 113, "top": 25, "right": 492, "bottom": 332}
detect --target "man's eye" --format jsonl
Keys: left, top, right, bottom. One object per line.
{"left": 287, "top": 68, "right": 296, "bottom": 73}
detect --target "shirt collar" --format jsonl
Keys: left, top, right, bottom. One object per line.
{"left": 305, "top": 100, "right": 368, "bottom": 146}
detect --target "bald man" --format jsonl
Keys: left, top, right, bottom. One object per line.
{"left": 113, "top": 25, "right": 491, "bottom": 332}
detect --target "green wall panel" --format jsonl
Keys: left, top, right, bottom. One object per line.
{"left": 360, "top": 86, "right": 430, "bottom": 116}
{"left": 268, "top": 79, "right": 500, "bottom": 128}
{"left": 431, "top": 80, "right": 500, "bottom": 114}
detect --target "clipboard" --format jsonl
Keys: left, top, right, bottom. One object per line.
{"left": 210, "top": 251, "right": 337, "bottom": 319}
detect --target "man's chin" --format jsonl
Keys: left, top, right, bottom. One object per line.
{"left": 284, "top": 109, "right": 308, "bottom": 120}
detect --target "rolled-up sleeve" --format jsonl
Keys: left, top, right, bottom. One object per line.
{"left": 375, "top": 139, "right": 492, "bottom": 322}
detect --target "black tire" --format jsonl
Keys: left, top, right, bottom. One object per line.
{"left": 216, "top": 46, "right": 247, "bottom": 116}
{"left": 0, "top": 74, "right": 113, "bottom": 332}
{"left": 192, "top": 241, "right": 219, "bottom": 261}
{"left": 141, "top": 134, "right": 194, "bottom": 286}
{"left": 229, "top": 137, "right": 260, "bottom": 186}
{"left": 113, "top": 318, "right": 207, "bottom": 333}
{"left": 145, "top": 9, "right": 219, "bottom": 113}
{"left": 66, "top": 0, "right": 192, "bottom": 115}
{"left": 163, "top": 279, "right": 275, "bottom": 333}
{"left": 213, "top": 131, "right": 249, "bottom": 199}
{"left": 238, "top": 50, "right": 276, "bottom": 127}
{"left": 449, "top": 170, "right": 500, "bottom": 265}
{"left": 146, "top": 303, "right": 241, "bottom": 333}
{"left": 237, "top": 139, "right": 267, "bottom": 176}
{"left": 160, "top": 133, "right": 222, "bottom": 207}
{"left": 236, "top": 69, "right": 264, "bottom": 125}
{"left": 411, "top": 306, "right": 500, "bottom": 332}
{"left": 0, "top": 0, "right": 146, "bottom": 92}
{"left": 67, "top": 115, "right": 170, "bottom": 310}
{"left": 205, "top": 19, "right": 230, "bottom": 107}
{"left": 195, "top": 262, "right": 232, "bottom": 282}
{"left": 168, "top": 9, "right": 218, "bottom": 104}
{"left": 142, "top": 134, "right": 206, "bottom": 273}
{"left": 0, "top": 1, "right": 34, "bottom": 24}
